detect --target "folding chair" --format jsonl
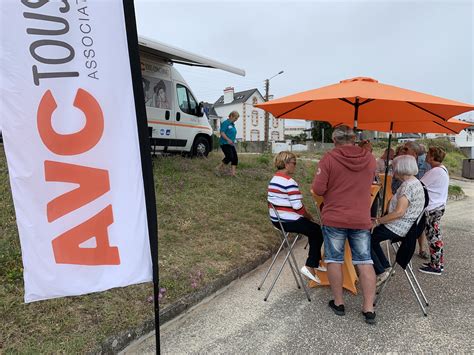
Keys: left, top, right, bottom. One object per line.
{"left": 374, "top": 184, "right": 430, "bottom": 316}
{"left": 257, "top": 203, "right": 312, "bottom": 302}
{"left": 374, "top": 239, "right": 429, "bottom": 316}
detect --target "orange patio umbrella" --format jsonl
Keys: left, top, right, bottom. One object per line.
{"left": 256, "top": 76, "right": 474, "bottom": 216}
{"left": 255, "top": 77, "right": 474, "bottom": 128}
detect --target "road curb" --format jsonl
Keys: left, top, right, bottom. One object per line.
{"left": 451, "top": 176, "right": 473, "bottom": 183}
{"left": 448, "top": 193, "right": 465, "bottom": 201}
{"left": 96, "top": 246, "right": 279, "bottom": 354}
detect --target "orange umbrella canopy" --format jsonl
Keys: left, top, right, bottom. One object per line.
{"left": 357, "top": 118, "right": 471, "bottom": 134}
{"left": 255, "top": 77, "right": 474, "bottom": 128}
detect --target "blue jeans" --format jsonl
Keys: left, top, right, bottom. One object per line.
{"left": 322, "top": 226, "right": 373, "bottom": 265}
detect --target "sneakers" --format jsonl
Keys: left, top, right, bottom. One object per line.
{"left": 315, "top": 265, "right": 327, "bottom": 272}
{"left": 362, "top": 311, "right": 377, "bottom": 325}
{"left": 423, "top": 262, "right": 444, "bottom": 272}
{"left": 329, "top": 300, "right": 345, "bottom": 316}
{"left": 419, "top": 265, "right": 442, "bottom": 275}
{"left": 418, "top": 251, "right": 429, "bottom": 260}
{"left": 300, "top": 266, "right": 321, "bottom": 283}
{"left": 376, "top": 269, "right": 391, "bottom": 287}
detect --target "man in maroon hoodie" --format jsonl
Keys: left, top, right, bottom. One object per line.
{"left": 312, "top": 125, "right": 377, "bottom": 324}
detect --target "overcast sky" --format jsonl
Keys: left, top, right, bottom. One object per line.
{"left": 135, "top": 0, "right": 473, "bottom": 126}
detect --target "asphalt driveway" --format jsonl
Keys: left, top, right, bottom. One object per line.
{"left": 124, "top": 178, "right": 474, "bottom": 354}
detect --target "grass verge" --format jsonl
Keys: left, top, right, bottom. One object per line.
{"left": 448, "top": 184, "right": 464, "bottom": 198}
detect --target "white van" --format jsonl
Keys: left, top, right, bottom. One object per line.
{"left": 138, "top": 36, "right": 245, "bottom": 156}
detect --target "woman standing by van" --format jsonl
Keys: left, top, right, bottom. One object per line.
{"left": 216, "top": 111, "right": 239, "bottom": 177}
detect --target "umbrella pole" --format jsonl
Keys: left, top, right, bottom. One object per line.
{"left": 353, "top": 98, "right": 359, "bottom": 129}
{"left": 380, "top": 122, "right": 393, "bottom": 215}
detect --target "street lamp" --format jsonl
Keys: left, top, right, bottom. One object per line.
{"left": 264, "top": 70, "right": 284, "bottom": 144}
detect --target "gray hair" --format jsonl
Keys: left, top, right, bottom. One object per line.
{"left": 392, "top": 155, "right": 419, "bottom": 177}
{"left": 404, "top": 141, "right": 422, "bottom": 155}
{"left": 418, "top": 143, "right": 426, "bottom": 155}
{"left": 332, "top": 125, "right": 355, "bottom": 144}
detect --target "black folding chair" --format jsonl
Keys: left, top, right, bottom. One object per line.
{"left": 257, "top": 203, "right": 311, "bottom": 302}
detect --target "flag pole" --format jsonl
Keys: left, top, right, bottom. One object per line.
{"left": 381, "top": 122, "right": 393, "bottom": 215}
{"left": 122, "top": 1, "right": 160, "bottom": 353}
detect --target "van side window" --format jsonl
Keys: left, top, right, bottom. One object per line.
{"left": 177, "top": 84, "right": 188, "bottom": 112}
{"left": 188, "top": 91, "right": 198, "bottom": 114}
{"left": 177, "top": 84, "right": 199, "bottom": 116}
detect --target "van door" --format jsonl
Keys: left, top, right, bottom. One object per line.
{"left": 171, "top": 83, "right": 202, "bottom": 153}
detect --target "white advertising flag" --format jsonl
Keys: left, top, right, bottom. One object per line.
{"left": 0, "top": 0, "right": 153, "bottom": 302}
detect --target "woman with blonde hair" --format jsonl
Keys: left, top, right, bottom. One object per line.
{"left": 268, "top": 151, "right": 325, "bottom": 283}
{"left": 216, "top": 111, "right": 240, "bottom": 177}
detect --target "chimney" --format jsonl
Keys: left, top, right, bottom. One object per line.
{"left": 223, "top": 87, "right": 234, "bottom": 104}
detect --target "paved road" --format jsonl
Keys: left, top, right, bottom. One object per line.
{"left": 124, "top": 179, "right": 474, "bottom": 354}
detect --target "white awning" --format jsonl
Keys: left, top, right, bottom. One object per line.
{"left": 138, "top": 35, "right": 246, "bottom": 77}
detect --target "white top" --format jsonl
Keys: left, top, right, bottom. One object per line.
{"left": 268, "top": 172, "right": 304, "bottom": 222}
{"left": 421, "top": 165, "right": 449, "bottom": 211}
{"left": 385, "top": 178, "right": 425, "bottom": 237}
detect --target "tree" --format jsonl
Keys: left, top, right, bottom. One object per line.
{"left": 311, "top": 121, "right": 333, "bottom": 142}
{"left": 291, "top": 133, "right": 308, "bottom": 144}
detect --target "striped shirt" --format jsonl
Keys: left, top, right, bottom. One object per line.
{"left": 268, "top": 172, "right": 304, "bottom": 222}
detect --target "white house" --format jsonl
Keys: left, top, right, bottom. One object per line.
{"left": 455, "top": 125, "right": 474, "bottom": 158}
{"left": 213, "top": 87, "right": 285, "bottom": 142}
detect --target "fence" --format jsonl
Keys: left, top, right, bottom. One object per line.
{"left": 212, "top": 140, "right": 267, "bottom": 153}
{"left": 213, "top": 140, "right": 333, "bottom": 154}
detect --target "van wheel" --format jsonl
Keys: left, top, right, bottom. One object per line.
{"left": 192, "top": 137, "right": 210, "bottom": 157}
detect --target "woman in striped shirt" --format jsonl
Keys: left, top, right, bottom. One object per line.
{"left": 268, "top": 151, "right": 325, "bottom": 283}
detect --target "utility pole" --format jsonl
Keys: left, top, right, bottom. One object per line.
{"left": 263, "top": 71, "right": 283, "bottom": 148}
{"left": 264, "top": 78, "right": 270, "bottom": 144}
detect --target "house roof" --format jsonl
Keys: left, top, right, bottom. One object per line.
{"left": 214, "top": 89, "right": 264, "bottom": 106}
{"left": 202, "top": 102, "right": 220, "bottom": 117}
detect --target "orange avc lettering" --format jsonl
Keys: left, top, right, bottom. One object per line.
{"left": 52, "top": 205, "right": 120, "bottom": 265}
{"left": 37, "top": 88, "right": 120, "bottom": 265}
{"left": 45, "top": 160, "right": 110, "bottom": 222}
{"left": 37, "top": 88, "right": 104, "bottom": 155}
